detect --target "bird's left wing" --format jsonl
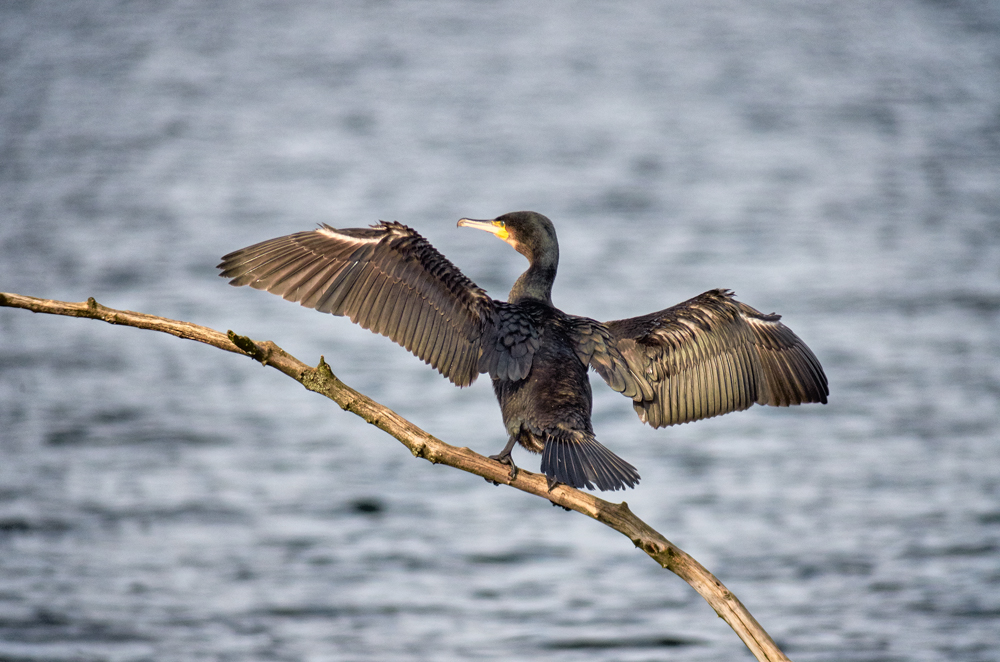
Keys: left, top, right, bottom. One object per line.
{"left": 218, "top": 222, "right": 495, "bottom": 387}
{"left": 602, "top": 289, "right": 828, "bottom": 428}
{"left": 477, "top": 302, "right": 542, "bottom": 382}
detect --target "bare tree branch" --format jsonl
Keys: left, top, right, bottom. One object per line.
{"left": 1, "top": 291, "right": 792, "bottom": 662}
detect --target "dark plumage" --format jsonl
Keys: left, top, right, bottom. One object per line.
{"left": 218, "top": 211, "right": 828, "bottom": 491}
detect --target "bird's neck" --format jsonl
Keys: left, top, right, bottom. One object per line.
{"left": 508, "top": 250, "right": 558, "bottom": 306}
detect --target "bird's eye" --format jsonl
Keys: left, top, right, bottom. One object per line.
{"left": 492, "top": 220, "right": 505, "bottom": 229}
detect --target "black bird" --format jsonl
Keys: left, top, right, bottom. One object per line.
{"left": 218, "top": 211, "right": 828, "bottom": 491}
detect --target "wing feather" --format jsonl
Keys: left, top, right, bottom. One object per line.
{"left": 218, "top": 222, "right": 496, "bottom": 386}
{"left": 397, "top": 291, "right": 420, "bottom": 349}
{"left": 603, "top": 289, "right": 828, "bottom": 428}
{"left": 565, "top": 317, "right": 646, "bottom": 402}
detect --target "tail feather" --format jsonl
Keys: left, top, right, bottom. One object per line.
{"left": 540, "top": 432, "right": 639, "bottom": 491}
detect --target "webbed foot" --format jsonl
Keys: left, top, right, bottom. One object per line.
{"left": 489, "top": 436, "right": 520, "bottom": 482}
{"left": 489, "top": 450, "right": 519, "bottom": 482}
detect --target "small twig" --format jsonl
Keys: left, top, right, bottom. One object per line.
{"left": 0, "top": 291, "right": 791, "bottom": 662}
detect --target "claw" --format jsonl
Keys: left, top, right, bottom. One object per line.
{"left": 488, "top": 451, "right": 519, "bottom": 482}
{"left": 489, "top": 436, "right": 520, "bottom": 482}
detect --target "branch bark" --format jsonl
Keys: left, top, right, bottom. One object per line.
{"left": 1, "top": 291, "right": 791, "bottom": 662}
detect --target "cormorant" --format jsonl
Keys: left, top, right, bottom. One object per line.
{"left": 218, "top": 211, "right": 828, "bottom": 491}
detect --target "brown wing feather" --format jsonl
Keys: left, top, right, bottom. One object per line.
{"left": 603, "top": 289, "right": 828, "bottom": 428}
{"left": 565, "top": 317, "right": 650, "bottom": 401}
{"left": 218, "top": 222, "right": 494, "bottom": 387}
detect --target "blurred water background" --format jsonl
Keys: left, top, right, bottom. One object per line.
{"left": 1, "top": 1, "right": 999, "bottom": 660}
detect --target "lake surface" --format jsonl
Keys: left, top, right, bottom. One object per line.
{"left": 1, "top": 2, "right": 999, "bottom": 660}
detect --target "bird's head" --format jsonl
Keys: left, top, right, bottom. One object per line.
{"left": 457, "top": 211, "right": 558, "bottom": 266}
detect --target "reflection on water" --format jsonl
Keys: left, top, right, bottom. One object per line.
{"left": 2, "top": 2, "right": 999, "bottom": 660}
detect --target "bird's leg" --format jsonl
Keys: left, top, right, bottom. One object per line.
{"left": 546, "top": 475, "right": 560, "bottom": 492}
{"left": 489, "top": 436, "right": 520, "bottom": 482}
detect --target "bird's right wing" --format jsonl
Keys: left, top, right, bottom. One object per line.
{"left": 218, "top": 222, "right": 498, "bottom": 387}
{"left": 565, "top": 317, "right": 650, "bottom": 401}
{"left": 604, "top": 289, "right": 828, "bottom": 428}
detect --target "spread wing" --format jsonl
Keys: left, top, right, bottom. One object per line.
{"left": 218, "top": 222, "right": 506, "bottom": 387}
{"left": 603, "top": 289, "right": 828, "bottom": 428}
{"left": 478, "top": 302, "right": 542, "bottom": 382}
{"left": 566, "top": 317, "right": 650, "bottom": 401}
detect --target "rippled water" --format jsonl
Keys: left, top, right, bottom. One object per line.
{"left": 2, "top": 2, "right": 999, "bottom": 660}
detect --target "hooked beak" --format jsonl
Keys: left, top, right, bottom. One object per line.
{"left": 457, "top": 217, "right": 509, "bottom": 240}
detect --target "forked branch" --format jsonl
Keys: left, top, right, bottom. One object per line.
{"left": 0, "top": 291, "right": 791, "bottom": 662}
